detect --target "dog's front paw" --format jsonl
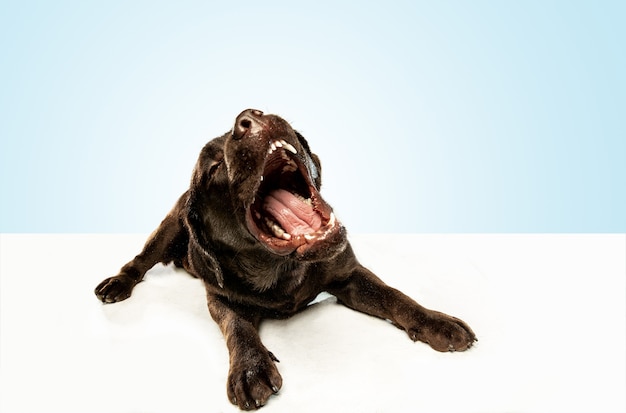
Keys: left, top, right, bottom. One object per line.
{"left": 227, "top": 350, "right": 282, "bottom": 410}
{"left": 94, "top": 274, "right": 138, "bottom": 303}
{"left": 407, "top": 310, "right": 477, "bottom": 352}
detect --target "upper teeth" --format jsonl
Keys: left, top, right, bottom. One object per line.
{"left": 268, "top": 139, "right": 297, "bottom": 155}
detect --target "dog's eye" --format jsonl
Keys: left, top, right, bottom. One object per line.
{"left": 208, "top": 160, "right": 222, "bottom": 177}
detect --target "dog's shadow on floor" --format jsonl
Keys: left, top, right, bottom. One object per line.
{"left": 99, "top": 264, "right": 340, "bottom": 332}
{"left": 99, "top": 264, "right": 208, "bottom": 326}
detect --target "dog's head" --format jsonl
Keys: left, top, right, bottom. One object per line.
{"left": 189, "top": 109, "right": 346, "bottom": 262}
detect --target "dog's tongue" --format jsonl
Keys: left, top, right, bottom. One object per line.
{"left": 263, "top": 189, "right": 322, "bottom": 236}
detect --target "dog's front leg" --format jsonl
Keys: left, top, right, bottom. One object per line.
{"left": 328, "top": 265, "right": 476, "bottom": 352}
{"left": 207, "top": 293, "right": 282, "bottom": 410}
{"left": 95, "top": 195, "right": 189, "bottom": 303}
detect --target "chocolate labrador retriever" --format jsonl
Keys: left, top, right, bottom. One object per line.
{"left": 95, "top": 109, "right": 476, "bottom": 410}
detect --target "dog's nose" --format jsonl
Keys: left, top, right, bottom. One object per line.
{"left": 232, "top": 109, "right": 264, "bottom": 140}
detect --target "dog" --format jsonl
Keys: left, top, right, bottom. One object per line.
{"left": 95, "top": 109, "right": 476, "bottom": 410}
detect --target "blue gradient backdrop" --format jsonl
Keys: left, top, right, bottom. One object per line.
{"left": 1, "top": 1, "right": 624, "bottom": 233}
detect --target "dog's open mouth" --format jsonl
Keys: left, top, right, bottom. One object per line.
{"left": 246, "top": 139, "right": 340, "bottom": 256}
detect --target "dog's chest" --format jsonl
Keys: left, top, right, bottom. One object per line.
{"left": 229, "top": 260, "right": 320, "bottom": 316}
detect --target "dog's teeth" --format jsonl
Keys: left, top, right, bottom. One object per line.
{"left": 268, "top": 139, "right": 297, "bottom": 155}
{"left": 272, "top": 223, "right": 285, "bottom": 238}
{"left": 304, "top": 234, "right": 315, "bottom": 242}
{"left": 328, "top": 212, "right": 336, "bottom": 226}
{"left": 272, "top": 223, "right": 292, "bottom": 240}
{"left": 282, "top": 141, "right": 297, "bottom": 154}
{"left": 292, "top": 193, "right": 311, "bottom": 204}
{"left": 265, "top": 216, "right": 291, "bottom": 240}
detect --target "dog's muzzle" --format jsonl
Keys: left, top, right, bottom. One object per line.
{"left": 231, "top": 109, "right": 346, "bottom": 259}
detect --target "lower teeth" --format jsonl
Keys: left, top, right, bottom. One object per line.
{"left": 272, "top": 223, "right": 285, "bottom": 237}
{"left": 265, "top": 217, "right": 291, "bottom": 240}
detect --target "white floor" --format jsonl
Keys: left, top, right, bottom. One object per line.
{"left": 1, "top": 234, "right": 624, "bottom": 413}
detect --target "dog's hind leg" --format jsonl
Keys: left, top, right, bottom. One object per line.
{"left": 94, "top": 193, "right": 189, "bottom": 303}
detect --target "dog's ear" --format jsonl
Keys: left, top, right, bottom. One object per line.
{"left": 295, "top": 131, "right": 322, "bottom": 189}
{"left": 186, "top": 136, "right": 227, "bottom": 289}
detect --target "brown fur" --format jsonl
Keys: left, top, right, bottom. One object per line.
{"left": 95, "top": 109, "right": 476, "bottom": 410}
